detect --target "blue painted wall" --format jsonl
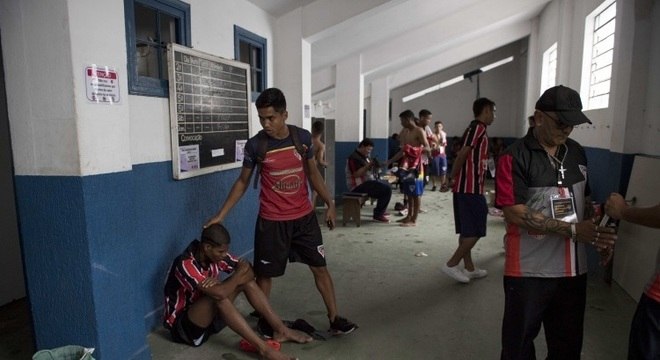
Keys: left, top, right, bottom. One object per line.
{"left": 15, "top": 162, "right": 258, "bottom": 359}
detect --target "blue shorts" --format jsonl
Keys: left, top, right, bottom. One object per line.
{"left": 401, "top": 176, "right": 424, "bottom": 197}
{"left": 453, "top": 192, "right": 487, "bottom": 237}
{"left": 430, "top": 155, "right": 447, "bottom": 176}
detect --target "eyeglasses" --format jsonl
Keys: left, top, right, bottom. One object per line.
{"left": 540, "top": 111, "right": 574, "bottom": 130}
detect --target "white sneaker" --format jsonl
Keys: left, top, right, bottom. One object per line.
{"left": 442, "top": 264, "right": 470, "bottom": 283}
{"left": 463, "top": 268, "right": 488, "bottom": 279}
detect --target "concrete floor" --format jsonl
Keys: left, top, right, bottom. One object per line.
{"left": 148, "top": 186, "right": 638, "bottom": 360}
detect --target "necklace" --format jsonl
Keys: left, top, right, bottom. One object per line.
{"left": 546, "top": 143, "right": 568, "bottom": 186}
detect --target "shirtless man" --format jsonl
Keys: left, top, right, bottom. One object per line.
{"left": 388, "top": 109, "right": 431, "bottom": 227}
{"left": 311, "top": 120, "right": 328, "bottom": 208}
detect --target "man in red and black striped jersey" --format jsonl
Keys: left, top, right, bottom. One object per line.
{"left": 163, "top": 224, "right": 311, "bottom": 358}
{"left": 441, "top": 98, "right": 495, "bottom": 283}
{"left": 206, "top": 88, "right": 357, "bottom": 335}
{"left": 495, "top": 86, "right": 617, "bottom": 359}
{"left": 606, "top": 193, "right": 660, "bottom": 360}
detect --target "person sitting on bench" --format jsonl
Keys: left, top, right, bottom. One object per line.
{"left": 345, "top": 138, "right": 392, "bottom": 223}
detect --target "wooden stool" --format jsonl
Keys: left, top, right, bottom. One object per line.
{"left": 342, "top": 192, "right": 369, "bottom": 227}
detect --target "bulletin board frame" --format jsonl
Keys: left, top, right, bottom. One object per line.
{"left": 168, "top": 43, "right": 252, "bottom": 180}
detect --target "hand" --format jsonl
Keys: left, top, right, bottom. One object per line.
{"left": 204, "top": 214, "right": 223, "bottom": 228}
{"left": 575, "top": 219, "right": 617, "bottom": 250}
{"left": 325, "top": 204, "right": 337, "bottom": 231}
{"left": 199, "top": 276, "right": 219, "bottom": 289}
{"left": 605, "top": 193, "right": 628, "bottom": 220}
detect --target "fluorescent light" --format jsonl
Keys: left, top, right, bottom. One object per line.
{"left": 439, "top": 75, "right": 464, "bottom": 88}
{"left": 401, "top": 56, "right": 514, "bottom": 103}
{"left": 481, "top": 56, "right": 514, "bottom": 72}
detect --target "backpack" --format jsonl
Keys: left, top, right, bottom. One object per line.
{"left": 252, "top": 124, "right": 309, "bottom": 189}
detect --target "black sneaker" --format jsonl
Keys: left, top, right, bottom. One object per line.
{"left": 257, "top": 317, "right": 273, "bottom": 338}
{"left": 329, "top": 316, "right": 358, "bottom": 335}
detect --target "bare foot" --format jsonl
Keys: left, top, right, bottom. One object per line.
{"left": 273, "top": 328, "right": 313, "bottom": 344}
{"left": 400, "top": 222, "right": 416, "bottom": 227}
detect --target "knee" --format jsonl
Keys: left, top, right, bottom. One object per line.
{"left": 309, "top": 265, "right": 330, "bottom": 277}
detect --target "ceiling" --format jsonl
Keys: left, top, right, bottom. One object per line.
{"left": 246, "top": 0, "right": 552, "bottom": 98}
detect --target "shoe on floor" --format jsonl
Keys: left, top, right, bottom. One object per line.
{"left": 463, "top": 268, "right": 488, "bottom": 279}
{"left": 398, "top": 209, "right": 408, "bottom": 216}
{"left": 373, "top": 215, "right": 390, "bottom": 223}
{"left": 329, "top": 315, "right": 358, "bottom": 335}
{"left": 431, "top": 186, "right": 437, "bottom": 191}
{"left": 257, "top": 317, "right": 274, "bottom": 338}
{"left": 442, "top": 264, "right": 470, "bottom": 283}
{"left": 394, "top": 202, "right": 405, "bottom": 211}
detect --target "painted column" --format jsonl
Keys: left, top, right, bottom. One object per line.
{"left": 369, "top": 76, "right": 390, "bottom": 161}
{"left": 275, "top": 8, "right": 313, "bottom": 130}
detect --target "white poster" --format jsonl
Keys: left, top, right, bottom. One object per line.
{"left": 179, "top": 145, "right": 200, "bottom": 172}
{"left": 235, "top": 140, "right": 247, "bottom": 162}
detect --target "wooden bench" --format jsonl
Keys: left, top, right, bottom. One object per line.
{"left": 342, "top": 192, "right": 369, "bottom": 227}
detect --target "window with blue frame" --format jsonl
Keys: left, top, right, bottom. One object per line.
{"left": 124, "top": 0, "right": 191, "bottom": 97}
{"left": 234, "top": 26, "right": 267, "bottom": 100}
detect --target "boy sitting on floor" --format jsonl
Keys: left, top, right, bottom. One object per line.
{"left": 163, "top": 224, "right": 312, "bottom": 359}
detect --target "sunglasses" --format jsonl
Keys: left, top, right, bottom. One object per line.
{"left": 540, "top": 111, "right": 574, "bottom": 130}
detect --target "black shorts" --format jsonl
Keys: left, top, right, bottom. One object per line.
{"left": 254, "top": 211, "right": 326, "bottom": 277}
{"left": 453, "top": 192, "right": 487, "bottom": 237}
{"left": 170, "top": 309, "right": 225, "bottom": 347}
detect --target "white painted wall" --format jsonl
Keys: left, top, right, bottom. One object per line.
{"left": 335, "top": 55, "right": 364, "bottom": 142}
{"left": 1, "top": 0, "right": 80, "bottom": 176}
{"left": 390, "top": 40, "right": 526, "bottom": 139}
{"left": 640, "top": 1, "right": 660, "bottom": 156}
{"left": 369, "top": 77, "right": 390, "bottom": 139}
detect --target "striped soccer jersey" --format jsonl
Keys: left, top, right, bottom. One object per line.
{"left": 163, "top": 240, "right": 237, "bottom": 329}
{"left": 453, "top": 120, "right": 489, "bottom": 195}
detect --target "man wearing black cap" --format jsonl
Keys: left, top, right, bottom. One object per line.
{"left": 495, "top": 85, "right": 617, "bottom": 359}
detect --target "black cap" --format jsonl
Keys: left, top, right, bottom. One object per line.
{"left": 535, "top": 85, "right": 592, "bottom": 126}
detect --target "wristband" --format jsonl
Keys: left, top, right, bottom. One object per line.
{"left": 570, "top": 223, "right": 577, "bottom": 242}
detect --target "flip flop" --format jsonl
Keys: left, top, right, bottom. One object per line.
{"left": 239, "top": 338, "right": 281, "bottom": 353}
{"left": 284, "top": 318, "right": 328, "bottom": 341}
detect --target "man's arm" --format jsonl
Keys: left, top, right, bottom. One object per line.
{"left": 449, "top": 145, "right": 470, "bottom": 180}
{"left": 205, "top": 166, "right": 254, "bottom": 227}
{"left": 418, "top": 128, "right": 432, "bottom": 155}
{"left": 606, "top": 193, "right": 660, "bottom": 228}
{"left": 307, "top": 157, "right": 336, "bottom": 229}
{"left": 316, "top": 143, "right": 328, "bottom": 167}
{"left": 349, "top": 157, "right": 373, "bottom": 178}
{"left": 502, "top": 204, "right": 616, "bottom": 248}
{"left": 197, "top": 260, "right": 255, "bottom": 300}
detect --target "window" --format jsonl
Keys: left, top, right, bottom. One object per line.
{"left": 234, "top": 26, "right": 267, "bottom": 101}
{"left": 540, "top": 42, "right": 557, "bottom": 94}
{"left": 580, "top": 0, "right": 616, "bottom": 110}
{"left": 124, "top": 0, "right": 191, "bottom": 97}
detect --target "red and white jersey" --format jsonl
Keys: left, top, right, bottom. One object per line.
{"left": 453, "top": 120, "right": 489, "bottom": 195}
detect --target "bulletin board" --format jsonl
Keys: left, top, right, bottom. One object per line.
{"left": 168, "top": 43, "right": 252, "bottom": 180}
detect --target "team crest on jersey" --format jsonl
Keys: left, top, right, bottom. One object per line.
{"left": 317, "top": 245, "right": 325, "bottom": 258}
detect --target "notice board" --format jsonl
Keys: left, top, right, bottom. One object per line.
{"left": 168, "top": 43, "right": 252, "bottom": 179}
